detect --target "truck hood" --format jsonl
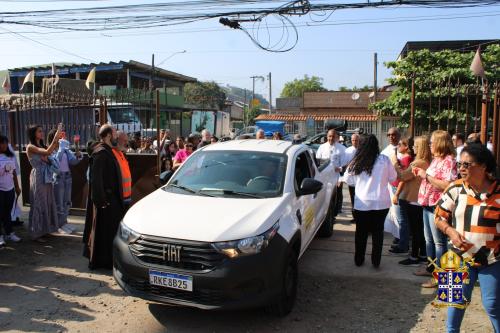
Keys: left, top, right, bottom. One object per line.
{"left": 123, "top": 188, "right": 289, "bottom": 242}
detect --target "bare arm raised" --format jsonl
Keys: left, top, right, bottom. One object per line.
{"left": 27, "top": 123, "right": 63, "bottom": 158}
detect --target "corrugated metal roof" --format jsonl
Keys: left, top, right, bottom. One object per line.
{"left": 8, "top": 60, "right": 196, "bottom": 82}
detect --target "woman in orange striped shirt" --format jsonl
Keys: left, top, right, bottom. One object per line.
{"left": 435, "top": 144, "right": 499, "bottom": 333}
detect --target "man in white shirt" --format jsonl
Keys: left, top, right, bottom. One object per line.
{"left": 381, "top": 127, "right": 400, "bottom": 158}
{"left": 316, "top": 129, "right": 345, "bottom": 174}
{"left": 344, "top": 134, "right": 359, "bottom": 220}
{"left": 316, "top": 129, "right": 345, "bottom": 218}
{"left": 381, "top": 127, "right": 401, "bottom": 244}
{"left": 452, "top": 133, "right": 465, "bottom": 162}
{"left": 153, "top": 129, "right": 170, "bottom": 151}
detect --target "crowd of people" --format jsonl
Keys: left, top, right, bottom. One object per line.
{"left": 1, "top": 121, "right": 498, "bottom": 332}
{"left": 317, "top": 126, "right": 498, "bottom": 332}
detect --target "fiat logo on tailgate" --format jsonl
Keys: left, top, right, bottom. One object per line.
{"left": 162, "top": 245, "right": 182, "bottom": 262}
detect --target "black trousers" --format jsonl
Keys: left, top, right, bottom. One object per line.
{"left": 0, "top": 189, "right": 15, "bottom": 236}
{"left": 353, "top": 209, "right": 389, "bottom": 267}
{"left": 335, "top": 182, "right": 343, "bottom": 215}
{"left": 348, "top": 186, "right": 355, "bottom": 214}
{"left": 400, "top": 200, "right": 426, "bottom": 259}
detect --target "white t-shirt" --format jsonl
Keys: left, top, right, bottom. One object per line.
{"left": 381, "top": 143, "right": 398, "bottom": 158}
{"left": 0, "top": 154, "right": 16, "bottom": 191}
{"left": 344, "top": 154, "right": 397, "bottom": 211}
{"left": 316, "top": 142, "right": 346, "bottom": 169}
{"left": 344, "top": 146, "right": 357, "bottom": 166}
{"left": 487, "top": 142, "right": 493, "bottom": 153}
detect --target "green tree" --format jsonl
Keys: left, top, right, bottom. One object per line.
{"left": 338, "top": 85, "right": 373, "bottom": 92}
{"left": 244, "top": 106, "right": 261, "bottom": 126}
{"left": 184, "top": 81, "right": 227, "bottom": 110}
{"left": 280, "top": 75, "right": 327, "bottom": 97}
{"left": 371, "top": 44, "right": 500, "bottom": 131}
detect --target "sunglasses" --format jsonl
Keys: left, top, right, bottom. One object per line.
{"left": 185, "top": 144, "right": 193, "bottom": 148}
{"left": 457, "top": 161, "right": 475, "bottom": 169}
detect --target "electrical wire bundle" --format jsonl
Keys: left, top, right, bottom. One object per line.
{"left": 0, "top": 0, "right": 499, "bottom": 52}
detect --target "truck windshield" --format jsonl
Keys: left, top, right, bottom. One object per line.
{"left": 108, "top": 108, "right": 139, "bottom": 123}
{"left": 165, "top": 151, "right": 287, "bottom": 198}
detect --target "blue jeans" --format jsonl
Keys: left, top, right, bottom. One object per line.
{"left": 422, "top": 206, "right": 447, "bottom": 270}
{"left": 54, "top": 171, "right": 72, "bottom": 228}
{"left": 447, "top": 261, "right": 500, "bottom": 333}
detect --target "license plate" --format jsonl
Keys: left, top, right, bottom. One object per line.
{"left": 149, "top": 270, "right": 193, "bottom": 292}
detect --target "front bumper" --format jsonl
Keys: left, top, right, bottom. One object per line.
{"left": 113, "top": 233, "right": 289, "bottom": 310}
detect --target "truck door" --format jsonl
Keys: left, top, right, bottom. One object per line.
{"left": 292, "top": 151, "right": 316, "bottom": 252}
{"left": 304, "top": 151, "right": 327, "bottom": 228}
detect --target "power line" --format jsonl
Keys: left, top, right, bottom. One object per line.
{"left": 0, "top": 26, "right": 96, "bottom": 62}
{"left": 0, "top": 10, "right": 498, "bottom": 40}
{"left": 1, "top": 0, "right": 499, "bottom": 52}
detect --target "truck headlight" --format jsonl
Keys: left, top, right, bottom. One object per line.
{"left": 119, "top": 222, "right": 140, "bottom": 244}
{"left": 212, "top": 222, "right": 279, "bottom": 258}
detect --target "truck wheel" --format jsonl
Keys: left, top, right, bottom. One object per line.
{"left": 318, "top": 196, "right": 334, "bottom": 237}
{"left": 267, "top": 248, "right": 298, "bottom": 316}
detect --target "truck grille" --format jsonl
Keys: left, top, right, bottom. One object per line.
{"left": 126, "top": 279, "right": 226, "bottom": 306}
{"left": 129, "top": 235, "right": 226, "bottom": 272}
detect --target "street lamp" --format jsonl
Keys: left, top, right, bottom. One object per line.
{"left": 157, "top": 50, "right": 187, "bottom": 67}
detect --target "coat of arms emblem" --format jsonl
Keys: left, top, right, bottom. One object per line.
{"left": 429, "top": 249, "right": 473, "bottom": 309}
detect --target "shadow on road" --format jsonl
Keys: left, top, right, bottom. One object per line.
{"left": 147, "top": 272, "right": 434, "bottom": 333}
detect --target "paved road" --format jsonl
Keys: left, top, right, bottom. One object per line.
{"left": 0, "top": 193, "right": 491, "bottom": 333}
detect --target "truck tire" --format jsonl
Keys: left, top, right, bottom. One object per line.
{"left": 318, "top": 194, "right": 334, "bottom": 237}
{"left": 267, "top": 248, "right": 298, "bottom": 316}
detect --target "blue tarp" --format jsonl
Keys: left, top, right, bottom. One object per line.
{"left": 255, "top": 121, "right": 285, "bottom": 137}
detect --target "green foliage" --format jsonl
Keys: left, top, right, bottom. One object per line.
{"left": 372, "top": 45, "right": 500, "bottom": 129}
{"left": 184, "top": 81, "right": 227, "bottom": 110}
{"left": 338, "top": 85, "right": 373, "bottom": 92}
{"left": 245, "top": 106, "right": 261, "bottom": 126}
{"left": 223, "top": 85, "right": 268, "bottom": 106}
{"left": 280, "top": 75, "right": 327, "bottom": 97}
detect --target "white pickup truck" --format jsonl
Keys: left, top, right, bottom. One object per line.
{"left": 113, "top": 139, "right": 337, "bottom": 315}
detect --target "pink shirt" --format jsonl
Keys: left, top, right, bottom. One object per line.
{"left": 417, "top": 154, "right": 457, "bottom": 207}
{"left": 174, "top": 149, "right": 192, "bottom": 163}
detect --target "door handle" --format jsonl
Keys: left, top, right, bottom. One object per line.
{"left": 296, "top": 209, "right": 302, "bottom": 225}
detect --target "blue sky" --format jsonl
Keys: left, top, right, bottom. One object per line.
{"left": 0, "top": 1, "right": 498, "bottom": 102}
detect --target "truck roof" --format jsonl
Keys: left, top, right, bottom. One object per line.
{"left": 202, "top": 139, "right": 294, "bottom": 154}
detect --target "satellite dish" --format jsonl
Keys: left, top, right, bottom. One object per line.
{"left": 351, "top": 92, "right": 360, "bottom": 101}
{"left": 369, "top": 91, "right": 375, "bottom": 98}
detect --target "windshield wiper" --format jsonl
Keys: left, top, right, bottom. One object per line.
{"left": 167, "top": 184, "right": 215, "bottom": 197}
{"left": 198, "top": 188, "right": 264, "bottom": 198}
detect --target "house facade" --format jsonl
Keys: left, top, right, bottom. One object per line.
{"left": 256, "top": 90, "right": 398, "bottom": 146}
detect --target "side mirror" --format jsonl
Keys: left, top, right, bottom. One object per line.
{"left": 159, "top": 170, "right": 174, "bottom": 185}
{"left": 298, "top": 178, "right": 323, "bottom": 196}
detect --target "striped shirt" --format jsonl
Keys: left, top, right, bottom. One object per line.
{"left": 435, "top": 179, "right": 500, "bottom": 266}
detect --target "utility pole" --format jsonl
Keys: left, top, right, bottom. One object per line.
{"left": 250, "top": 75, "right": 265, "bottom": 109}
{"left": 244, "top": 89, "right": 247, "bottom": 127}
{"left": 268, "top": 72, "right": 272, "bottom": 114}
{"left": 150, "top": 54, "right": 155, "bottom": 90}
{"left": 251, "top": 76, "right": 256, "bottom": 109}
{"left": 373, "top": 52, "right": 378, "bottom": 102}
